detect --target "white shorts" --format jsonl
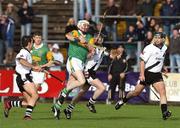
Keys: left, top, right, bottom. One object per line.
{"left": 32, "top": 71, "right": 46, "bottom": 84}
{"left": 66, "top": 57, "right": 84, "bottom": 74}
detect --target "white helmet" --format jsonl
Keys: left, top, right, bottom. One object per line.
{"left": 77, "top": 20, "right": 89, "bottom": 31}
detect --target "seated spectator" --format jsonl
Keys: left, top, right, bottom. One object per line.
{"left": 49, "top": 44, "right": 64, "bottom": 71}
{"left": 144, "top": 31, "right": 153, "bottom": 47}
{"left": 124, "top": 24, "right": 138, "bottom": 65}
{"left": 158, "top": 26, "right": 169, "bottom": 46}
{"left": 146, "top": 18, "right": 157, "bottom": 33}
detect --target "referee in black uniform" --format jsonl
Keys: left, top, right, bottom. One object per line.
{"left": 107, "top": 44, "right": 127, "bottom": 103}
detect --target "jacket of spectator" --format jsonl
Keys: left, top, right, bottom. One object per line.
{"left": 18, "top": 4, "right": 34, "bottom": 25}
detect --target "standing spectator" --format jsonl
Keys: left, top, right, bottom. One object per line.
{"left": 18, "top": 0, "right": 34, "bottom": 37}
{"left": 49, "top": 43, "right": 64, "bottom": 71}
{"left": 5, "top": 3, "right": 19, "bottom": 24}
{"left": 119, "top": 0, "right": 137, "bottom": 15}
{"left": 4, "top": 15, "right": 15, "bottom": 64}
{"left": 124, "top": 24, "right": 138, "bottom": 66}
{"left": 84, "top": 12, "right": 97, "bottom": 36}
{"left": 142, "top": 0, "right": 155, "bottom": 16}
{"left": 104, "top": 0, "right": 118, "bottom": 41}
{"left": 4, "top": 3, "right": 19, "bottom": 64}
{"left": 154, "top": 0, "right": 163, "bottom": 16}
{"left": 0, "top": 15, "right": 6, "bottom": 63}
{"left": 169, "top": 28, "right": 180, "bottom": 72}
{"left": 78, "top": 0, "right": 92, "bottom": 20}
{"left": 160, "top": 0, "right": 177, "bottom": 36}
{"left": 136, "top": 20, "right": 146, "bottom": 41}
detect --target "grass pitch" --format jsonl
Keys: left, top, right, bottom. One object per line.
{"left": 1, "top": 102, "right": 180, "bottom": 128}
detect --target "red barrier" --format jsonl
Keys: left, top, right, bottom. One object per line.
{"left": 0, "top": 70, "right": 66, "bottom": 98}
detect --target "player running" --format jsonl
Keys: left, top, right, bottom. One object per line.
{"left": 64, "top": 36, "right": 108, "bottom": 119}
{"left": 51, "top": 20, "right": 95, "bottom": 120}
{"left": 115, "top": 32, "right": 171, "bottom": 120}
{"left": 4, "top": 36, "right": 41, "bottom": 120}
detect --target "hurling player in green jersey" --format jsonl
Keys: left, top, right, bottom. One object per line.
{"left": 31, "top": 32, "right": 54, "bottom": 88}
{"left": 52, "top": 20, "right": 95, "bottom": 119}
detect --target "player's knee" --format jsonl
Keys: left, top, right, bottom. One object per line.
{"left": 133, "top": 90, "right": 141, "bottom": 96}
{"left": 32, "top": 93, "right": 39, "bottom": 101}
{"left": 79, "top": 78, "right": 86, "bottom": 86}
{"left": 101, "top": 85, "right": 106, "bottom": 92}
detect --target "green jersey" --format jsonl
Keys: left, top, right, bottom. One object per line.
{"left": 31, "top": 43, "right": 53, "bottom": 65}
{"left": 68, "top": 30, "right": 94, "bottom": 62}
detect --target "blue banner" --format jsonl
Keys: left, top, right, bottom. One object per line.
{"left": 68, "top": 71, "right": 149, "bottom": 104}
{"left": 125, "top": 72, "right": 149, "bottom": 103}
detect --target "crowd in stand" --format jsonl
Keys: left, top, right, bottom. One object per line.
{"left": 0, "top": 0, "right": 34, "bottom": 64}
{"left": 0, "top": 0, "right": 180, "bottom": 72}
{"left": 65, "top": 0, "right": 180, "bottom": 72}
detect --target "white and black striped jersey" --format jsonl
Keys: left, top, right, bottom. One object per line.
{"left": 15, "top": 48, "right": 32, "bottom": 74}
{"left": 140, "top": 43, "right": 167, "bottom": 73}
{"left": 84, "top": 48, "right": 105, "bottom": 71}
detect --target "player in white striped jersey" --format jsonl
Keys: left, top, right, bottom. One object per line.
{"left": 4, "top": 36, "right": 41, "bottom": 120}
{"left": 115, "top": 32, "right": 171, "bottom": 120}
{"left": 64, "top": 36, "right": 108, "bottom": 119}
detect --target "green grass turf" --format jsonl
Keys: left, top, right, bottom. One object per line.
{"left": 0, "top": 102, "right": 180, "bottom": 128}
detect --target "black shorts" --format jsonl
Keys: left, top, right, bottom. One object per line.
{"left": 16, "top": 72, "right": 33, "bottom": 92}
{"left": 140, "top": 70, "right": 163, "bottom": 86}
{"left": 84, "top": 69, "right": 96, "bottom": 84}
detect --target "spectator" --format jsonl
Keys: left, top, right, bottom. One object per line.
{"left": 136, "top": 20, "right": 146, "bottom": 41}
{"left": 144, "top": 31, "right": 153, "bottom": 47}
{"left": 124, "top": 24, "right": 138, "bottom": 64}
{"left": 104, "top": 0, "right": 118, "bottom": 41}
{"left": 154, "top": 0, "right": 163, "bottom": 16}
{"left": 96, "top": 22, "right": 108, "bottom": 41}
{"left": 78, "top": 0, "right": 92, "bottom": 20}
{"left": 0, "top": 15, "right": 6, "bottom": 63}
{"left": 154, "top": 23, "right": 160, "bottom": 32}
{"left": 146, "top": 18, "right": 157, "bottom": 33}
{"left": 158, "top": 26, "right": 169, "bottom": 46}
{"left": 124, "top": 24, "right": 138, "bottom": 42}
{"left": 4, "top": 15, "right": 15, "bottom": 64}
{"left": 141, "top": 0, "right": 155, "bottom": 16}
{"left": 49, "top": 44, "right": 64, "bottom": 71}
{"left": 18, "top": 0, "right": 34, "bottom": 37}
{"left": 65, "top": 18, "right": 77, "bottom": 35}
{"left": 119, "top": 0, "right": 137, "bottom": 15}
{"left": 5, "top": 3, "right": 19, "bottom": 24}
{"left": 84, "top": 12, "right": 97, "bottom": 36}
{"left": 169, "top": 28, "right": 180, "bottom": 72}
{"left": 160, "top": 0, "right": 177, "bottom": 36}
